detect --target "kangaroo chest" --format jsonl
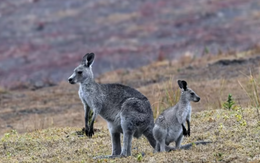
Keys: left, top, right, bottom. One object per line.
{"left": 164, "top": 104, "right": 192, "bottom": 143}
{"left": 79, "top": 86, "right": 96, "bottom": 109}
{"left": 78, "top": 85, "right": 118, "bottom": 122}
{"left": 176, "top": 103, "right": 191, "bottom": 122}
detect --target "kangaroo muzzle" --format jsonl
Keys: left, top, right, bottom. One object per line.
{"left": 195, "top": 96, "right": 200, "bottom": 102}
{"left": 68, "top": 78, "right": 75, "bottom": 84}
{"left": 68, "top": 74, "right": 76, "bottom": 84}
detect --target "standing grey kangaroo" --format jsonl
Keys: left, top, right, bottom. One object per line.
{"left": 68, "top": 53, "right": 156, "bottom": 158}
{"left": 153, "top": 80, "right": 210, "bottom": 152}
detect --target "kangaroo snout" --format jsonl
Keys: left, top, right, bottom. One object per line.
{"left": 68, "top": 77, "right": 75, "bottom": 84}
{"left": 196, "top": 97, "right": 200, "bottom": 102}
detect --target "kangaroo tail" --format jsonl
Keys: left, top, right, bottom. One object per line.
{"left": 180, "top": 141, "right": 212, "bottom": 150}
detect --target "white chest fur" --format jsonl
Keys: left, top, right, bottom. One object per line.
{"left": 78, "top": 86, "right": 93, "bottom": 110}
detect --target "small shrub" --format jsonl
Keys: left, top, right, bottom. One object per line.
{"left": 203, "top": 46, "right": 210, "bottom": 55}
{"left": 223, "top": 94, "right": 235, "bottom": 110}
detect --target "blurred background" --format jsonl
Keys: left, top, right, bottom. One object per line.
{"left": 1, "top": 0, "right": 260, "bottom": 135}
{"left": 1, "top": 0, "right": 260, "bottom": 89}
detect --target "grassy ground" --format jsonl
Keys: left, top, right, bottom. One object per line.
{"left": 1, "top": 49, "right": 260, "bottom": 162}
{"left": 0, "top": 107, "right": 260, "bottom": 162}
{"left": 1, "top": 48, "right": 260, "bottom": 135}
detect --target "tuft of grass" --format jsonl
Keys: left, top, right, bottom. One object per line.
{"left": 238, "top": 73, "right": 260, "bottom": 120}
{"left": 136, "top": 153, "right": 143, "bottom": 162}
{"left": 154, "top": 79, "right": 180, "bottom": 118}
{"left": 162, "top": 79, "right": 180, "bottom": 107}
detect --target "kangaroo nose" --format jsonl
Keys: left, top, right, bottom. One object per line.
{"left": 197, "top": 97, "right": 200, "bottom": 101}
{"left": 68, "top": 78, "right": 73, "bottom": 84}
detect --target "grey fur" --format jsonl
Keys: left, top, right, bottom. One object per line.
{"left": 153, "top": 80, "right": 201, "bottom": 152}
{"left": 68, "top": 53, "right": 156, "bottom": 158}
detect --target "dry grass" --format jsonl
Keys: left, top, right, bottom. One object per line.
{"left": 1, "top": 49, "right": 260, "bottom": 135}
{"left": 1, "top": 48, "right": 260, "bottom": 162}
{"left": 0, "top": 107, "right": 260, "bottom": 162}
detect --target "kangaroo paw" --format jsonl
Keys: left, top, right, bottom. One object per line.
{"left": 183, "top": 129, "right": 188, "bottom": 137}
{"left": 82, "top": 127, "right": 89, "bottom": 136}
{"left": 88, "top": 127, "right": 94, "bottom": 138}
{"left": 187, "top": 129, "right": 190, "bottom": 137}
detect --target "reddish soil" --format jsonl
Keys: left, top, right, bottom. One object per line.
{"left": 1, "top": 0, "right": 260, "bottom": 88}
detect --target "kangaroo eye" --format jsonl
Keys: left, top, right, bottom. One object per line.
{"left": 190, "top": 93, "right": 195, "bottom": 96}
{"left": 77, "top": 71, "right": 83, "bottom": 75}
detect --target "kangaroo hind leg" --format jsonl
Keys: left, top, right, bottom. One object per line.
{"left": 111, "top": 132, "right": 121, "bottom": 156}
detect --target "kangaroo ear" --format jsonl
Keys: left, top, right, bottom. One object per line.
{"left": 178, "top": 80, "right": 183, "bottom": 89}
{"left": 82, "top": 53, "right": 95, "bottom": 67}
{"left": 181, "top": 80, "right": 187, "bottom": 91}
{"left": 177, "top": 80, "right": 187, "bottom": 91}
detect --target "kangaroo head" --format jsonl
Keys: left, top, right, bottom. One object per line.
{"left": 178, "top": 80, "right": 200, "bottom": 102}
{"left": 68, "top": 53, "right": 95, "bottom": 84}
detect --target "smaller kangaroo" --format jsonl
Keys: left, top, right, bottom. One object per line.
{"left": 153, "top": 80, "right": 210, "bottom": 152}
